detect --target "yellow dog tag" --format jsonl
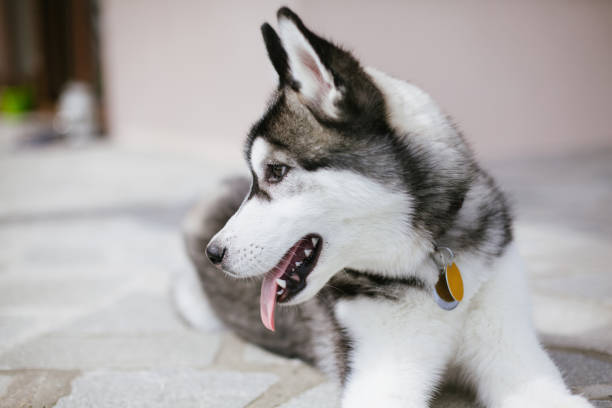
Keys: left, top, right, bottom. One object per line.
{"left": 446, "top": 262, "right": 464, "bottom": 301}
{"left": 434, "top": 260, "right": 463, "bottom": 310}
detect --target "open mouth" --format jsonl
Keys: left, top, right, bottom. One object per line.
{"left": 260, "top": 233, "right": 323, "bottom": 331}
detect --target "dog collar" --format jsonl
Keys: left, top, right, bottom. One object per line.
{"left": 432, "top": 247, "right": 464, "bottom": 310}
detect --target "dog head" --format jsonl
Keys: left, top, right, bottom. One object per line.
{"left": 206, "top": 8, "right": 475, "bottom": 330}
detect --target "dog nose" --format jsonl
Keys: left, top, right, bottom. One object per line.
{"left": 206, "top": 243, "right": 226, "bottom": 265}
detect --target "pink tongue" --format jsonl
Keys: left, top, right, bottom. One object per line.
{"left": 260, "top": 245, "right": 300, "bottom": 332}
{"left": 260, "top": 272, "right": 281, "bottom": 331}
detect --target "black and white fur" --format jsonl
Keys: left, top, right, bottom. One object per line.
{"left": 180, "top": 8, "right": 591, "bottom": 407}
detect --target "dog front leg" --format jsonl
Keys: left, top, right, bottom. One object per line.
{"left": 335, "top": 293, "right": 458, "bottom": 408}
{"left": 456, "top": 247, "right": 593, "bottom": 408}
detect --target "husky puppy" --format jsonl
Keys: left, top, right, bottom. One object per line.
{"left": 181, "top": 7, "right": 592, "bottom": 408}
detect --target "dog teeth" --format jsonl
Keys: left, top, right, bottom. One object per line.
{"left": 277, "top": 288, "right": 284, "bottom": 295}
{"left": 295, "top": 261, "right": 302, "bottom": 267}
{"left": 304, "top": 249, "right": 312, "bottom": 257}
{"left": 311, "top": 237, "right": 319, "bottom": 246}
{"left": 276, "top": 278, "right": 286, "bottom": 289}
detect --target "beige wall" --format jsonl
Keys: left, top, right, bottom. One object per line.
{"left": 101, "top": 0, "right": 612, "bottom": 161}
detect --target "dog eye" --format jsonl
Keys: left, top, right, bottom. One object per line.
{"left": 265, "top": 164, "right": 289, "bottom": 183}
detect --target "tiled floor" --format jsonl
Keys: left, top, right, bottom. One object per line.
{"left": 0, "top": 142, "right": 610, "bottom": 407}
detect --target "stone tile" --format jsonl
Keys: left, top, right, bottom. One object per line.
{"left": 574, "top": 384, "right": 612, "bottom": 402}
{"left": 515, "top": 223, "right": 611, "bottom": 279}
{"left": 532, "top": 292, "right": 612, "bottom": 355}
{"left": 0, "top": 145, "right": 237, "bottom": 218}
{"left": 0, "top": 375, "right": 12, "bottom": 396}
{"left": 277, "top": 382, "right": 340, "bottom": 408}
{"left": 59, "top": 293, "right": 186, "bottom": 335}
{"left": 243, "top": 344, "right": 298, "bottom": 366}
{"left": 245, "top": 362, "right": 327, "bottom": 408}
{"left": 548, "top": 348, "right": 612, "bottom": 388}
{"left": 0, "top": 315, "right": 46, "bottom": 350}
{"left": 532, "top": 273, "right": 612, "bottom": 305}
{"left": 55, "top": 369, "right": 278, "bottom": 408}
{"left": 0, "top": 278, "right": 124, "bottom": 310}
{"left": 0, "top": 216, "right": 188, "bottom": 335}
{"left": 0, "top": 332, "right": 221, "bottom": 370}
{"left": 0, "top": 313, "right": 83, "bottom": 355}
{"left": 0, "top": 370, "right": 78, "bottom": 408}
{"left": 531, "top": 294, "right": 612, "bottom": 337}
{"left": 0, "top": 218, "right": 184, "bottom": 283}
{"left": 541, "top": 328, "right": 612, "bottom": 357}
{"left": 491, "top": 151, "right": 612, "bottom": 239}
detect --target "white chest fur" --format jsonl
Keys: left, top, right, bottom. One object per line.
{"left": 332, "top": 245, "right": 591, "bottom": 407}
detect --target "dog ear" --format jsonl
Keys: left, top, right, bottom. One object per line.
{"left": 274, "top": 7, "right": 344, "bottom": 120}
{"left": 261, "top": 8, "right": 376, "bottom": 125}
{"left": 261, "top": 23, "right": 290, "bottom": 86}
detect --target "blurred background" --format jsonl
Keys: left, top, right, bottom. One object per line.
{"left": 1, "top": 0, "right": 611, "bottom": 158}
{"left": 0, "top": 1, "right": 611, "bottom": 407}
